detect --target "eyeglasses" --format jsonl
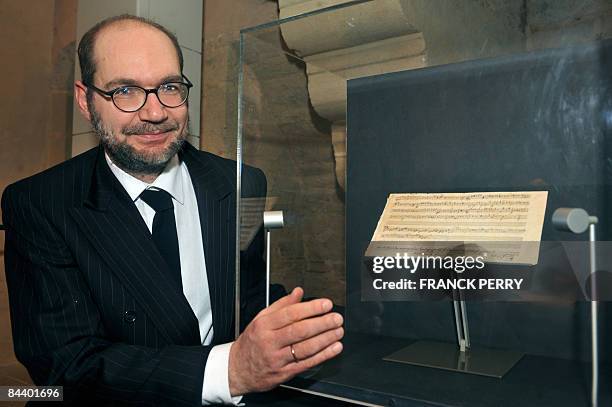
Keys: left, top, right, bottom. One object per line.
{"left": 84, "top": 75, "right": 193, "bottom": 112}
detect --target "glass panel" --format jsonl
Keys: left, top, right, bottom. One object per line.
{"left": 238, "top": 24, "right": 347, "bottom": 304}
{"left": 238, "top": 1, "right": 612, "bottom": 405}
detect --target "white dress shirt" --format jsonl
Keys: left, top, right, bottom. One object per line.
{"left": 106, "top": 153, "right": 241, "bottom": 405}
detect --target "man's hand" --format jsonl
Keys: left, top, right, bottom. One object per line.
{"left": 228, "top": 287, "right": 344, "bottom": 396}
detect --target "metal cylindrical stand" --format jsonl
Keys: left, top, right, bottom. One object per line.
{"left": 266, "top": 229, "right": 271, "bottom": 307}
{"left": 553, "top": 208, "right": 599, "bottom": 407}
{"left": 589, "top": 220, "right": 598, "bottom": 407}
{"left": 263, "top": 211, "right": 284, "bottom": 307}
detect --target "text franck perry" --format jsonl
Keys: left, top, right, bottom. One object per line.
{"left": 373, "top": 278, "right": 524, "bottom": 290}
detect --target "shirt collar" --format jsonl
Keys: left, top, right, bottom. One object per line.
{"left": 105, "top": 152, "right": 185, "bottom": 205}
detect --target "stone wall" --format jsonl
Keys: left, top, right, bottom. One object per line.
{"left": 201, "top": 0, "right": 346, "bottom": 303}
{"left": 201, "top": 0, "right": 277, "bottom": 156}
{"left": 0, "top": 0, "right": 77, "bottom": 391}
{"left": 526, "top": 0, "right": 612, "bottom": 49}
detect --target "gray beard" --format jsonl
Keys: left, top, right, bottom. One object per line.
{"left": 90, "top": 107, "right": 187, "bottom": 177}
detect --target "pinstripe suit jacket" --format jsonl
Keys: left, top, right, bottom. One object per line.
{"left": 1, "top": 143, "right": 267, "bottom": 406}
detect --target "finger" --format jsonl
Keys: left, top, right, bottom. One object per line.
{"left": 283, "top": 341, "right": 343, "bottom": 376}
{"left": 269, "top": 287, "right": 303, "bottom": 311}
{"left": 284, "top": 327, "right": 344, "bottom": 364}
{"left": 276, "top": 312, "right": 343, "bottom": 347}
{"left": 267, "top": 297, "right": 334, "bottom": 330}
{"left": 255, "top": 287, "right": 303, "bottom": 320}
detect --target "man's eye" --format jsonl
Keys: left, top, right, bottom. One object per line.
{"left": 115, "top": 87, "right": 135, "bottom": 96}
{"left": 161, "top": 83, "right": 179, "bottom": 92}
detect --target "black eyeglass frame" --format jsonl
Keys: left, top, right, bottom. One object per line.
{"left": 84, "top": 74, "right": 193, "bottom": 112}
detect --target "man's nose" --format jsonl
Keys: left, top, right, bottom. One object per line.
{"left": 137, "top": 92, "right": 168, "bottom": 122}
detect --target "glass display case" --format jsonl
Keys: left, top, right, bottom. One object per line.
{"left": 237, "top": 1, "right": 612, "bottom": 405}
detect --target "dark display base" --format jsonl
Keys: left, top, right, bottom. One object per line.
{"left": 275, "top": 332, "right": 611, "bottom": 407}
{"left": 383, "top": 340, "right": 524, "bottom": 379}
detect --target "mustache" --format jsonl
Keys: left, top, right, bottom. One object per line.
{"left": 122, "top": 122, "right": 179, "bottom": 136}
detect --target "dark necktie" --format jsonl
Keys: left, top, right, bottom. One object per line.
{"left": 139, "top": 189, "right": 182, "bottom": 290}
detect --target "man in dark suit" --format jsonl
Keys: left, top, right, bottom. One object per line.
{"left": 1, "top": 15, "right": 344, "bottom": 406}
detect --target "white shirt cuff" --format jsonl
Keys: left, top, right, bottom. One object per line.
{"left": 202, "top": 342, "right": 243, "bottom": 405}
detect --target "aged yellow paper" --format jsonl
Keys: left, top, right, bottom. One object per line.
{"left": 367, "top": 191, "right": 548, "bottom": 265}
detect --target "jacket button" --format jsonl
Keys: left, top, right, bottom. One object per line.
{"left": 123, "top": 310, "right": 137, "bottom": 323}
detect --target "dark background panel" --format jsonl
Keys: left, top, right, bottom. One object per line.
{"left": 346, "top": 39, "right": 612, "bottom": 362}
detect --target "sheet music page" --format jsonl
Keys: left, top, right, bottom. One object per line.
{"left": 367, "top": 191, "right": 548, "bottom": 265}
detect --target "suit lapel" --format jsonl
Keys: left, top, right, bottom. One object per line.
{"left": 180, "top": 144, "right": 235, "bottom": 344}
{"left": 69, "top": 146, "right": 201, "bottom": 345}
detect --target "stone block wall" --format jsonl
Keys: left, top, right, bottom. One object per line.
{"left": 0, "top": 0, "right": 78, "bottom": 392}
{"left": 202, "top": 0, "right": 346, "bottom": 304}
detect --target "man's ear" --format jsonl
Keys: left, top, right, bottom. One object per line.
{"left": 75, "top": 80, "right": 92, "bottom": 121}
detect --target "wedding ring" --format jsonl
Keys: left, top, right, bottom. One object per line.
{"left": 290, "top": 344, "right": 299, "bottom": 363}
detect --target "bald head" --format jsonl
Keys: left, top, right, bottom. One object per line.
{"left": 78, "top": 14, "right": 183, "bottom": 87}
